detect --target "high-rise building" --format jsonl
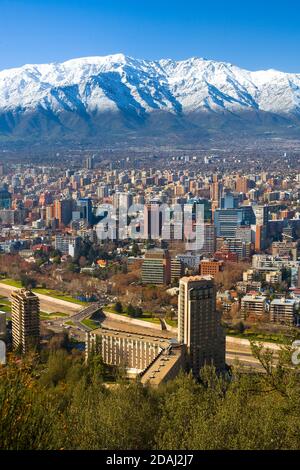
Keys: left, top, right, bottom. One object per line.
{"left": 214, "top": 206, "right": 255, "bottom": 238}
{"left": 54, "top": 199, "right": 73, "bottom": 226}
{"left": 11, "top": 289, "right": 40, "bottom": 354}
{"left": 76, "top": 198, "right": 93, "bottom": 225}
{"left": 236, "top": 175, "right": 249, "bottom": 194}
{"left": 253, "top": 205, "right": 269, "bottom": 226}
{"left": 200, "top": 223, "right": 216, "bottom": 256}
{"left": 210, "top": 174, "right": 222, "bottom": 205}
{"left": 85, "top": 155, "right": 95, "bottom": 170}
{"left": 178, "top": 276, "right": 225, "bottom": 376}
{"left": 142, "top": 248, "right": 171, "bottom": 285}
{"left": 170, "top": 258, "right": 185, "bottom": 284}
{"left": 0, "top": 186, "right": 12, "bottom": 210}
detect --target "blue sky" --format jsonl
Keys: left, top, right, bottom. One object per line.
{"left": 1, "top": 0, "right": 300, "bottom": 72}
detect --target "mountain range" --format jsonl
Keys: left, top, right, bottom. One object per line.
{"left": 1, "top": 53, "right": 300, "bottom": 146}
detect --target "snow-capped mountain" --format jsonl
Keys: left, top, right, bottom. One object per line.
{"left": 1, "top": 53, "right": 300, "bottom": 144}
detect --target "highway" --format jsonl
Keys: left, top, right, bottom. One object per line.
{"left": 0, "top": 282, "right": 82, "bottom": 315}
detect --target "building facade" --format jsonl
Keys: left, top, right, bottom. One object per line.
{"left": 11, "top": 289, "right": 40, "bottom": 353}
{"left": 178, "top": 276, "right": 225, "bottom": 376}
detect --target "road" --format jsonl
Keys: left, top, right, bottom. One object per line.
{"left": 0, "top": 281, "right": 282, "bottom": 370}
{"left": 0, "top": 282, "right": 82, "bottom": 315}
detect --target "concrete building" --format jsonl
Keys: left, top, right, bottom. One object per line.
{"left": 265, "top": 270, "right": 282, "bottom": 285}
{"left": 141, "top": 248, "right": 170, "bottom": 285}
{"left": 86, "top": 328, "right": 168, "bottom": 372}
{"left": 178, "top": 276, "right": 225, "bottom": 376}
{"left": 53, "top": 199, "right": 73, "bottom": 226}
{"left": 272, "top": 241, "right": 299, "bottom": 261}
{"left": 199, "top": 223, "right": 216, "bottom": 256}
{"left": 199, "top": 259, "right": 224, "bottom": 276}
{"left": 54, "top": 234, "right": 81, "bottom": 258}
{"left": 170, "top": 258, "right": 184, "bottom": 284}
{"left": 86, "top": 324, "right": 184, "bottom": 385}
{"left": 0, "top": 187, "right": 12, "bottom": 210}
{"left": 270, "top": 298, "right": 298, "bottom": 325}
{"left": 11, "top": 289, "right": 40, "bottom": 353}
{"left": 241, "top": 294, "right": 267, "bottom": 320}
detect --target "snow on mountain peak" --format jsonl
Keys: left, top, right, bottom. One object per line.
{"left": 1, "top": 53, "right": 300, "bottom": 122}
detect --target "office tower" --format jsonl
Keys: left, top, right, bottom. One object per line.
{"left": 0, "top": 186, "right": 12, "bottom": 210}
{"left": 236, "top": 175, "right": 249, "bottom": 194}
{"left": 142, "top": 248, "right": 171, "bottom": 285}
{"left": 220, "top": 192, "right": 239, "bottom": 209}
{"left": 214, "top": 208, "right": 243, "bottom": 238}
{"left": 85, "top": 155, "right": 95, "bottom": 170}
{"left": 253, "top": 205, "right": 269, "bottom": 226}
{"left": 45, "top": 204, "right": 55, "bottom": 224}
{"left": 210, "top": 174, "right": 222, "bottom": 205}
{"left": 200, "top": 223, "right": 216, "bottom": 256}
{"left": 178, "top": 276, "right": 225, "bottom": 376}
{"left": 11, "top": 289, "right": 40, "bottom": 354}
{"left": 214, "top": 206, "right": 255, "bottom": 239}
{"left": 54, "top": 199, "right": 73, "bottom": 226}
{"left": 76, "top": 198, "right": 93, "bottom": 225}
{"left": 187, "top": 198, "right": 212, "bottom": 222}
{"left": 170, "top": 258, "right": 185, "bottom": 284}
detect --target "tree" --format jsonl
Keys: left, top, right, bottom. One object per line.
{"left": 135, "top": 307, "right": 143, "bottom": 318}
{"left": 114, "top": 301, "right": 123, "bottom": 313}
{"left": 235, "top": 321, "right": 245, "bottom": 334}
{"left": 127, "top": 304, "right": 136, "bottom": 317}
{"left": 20, "top": 274, "right": 36, "bottom": 289}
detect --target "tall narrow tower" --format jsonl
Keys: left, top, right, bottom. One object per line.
{"left": 11, "top": 289, "right": 40, "bottom": 354}
{"left": 178, "top": 276, "right": 225, "bottom": 376}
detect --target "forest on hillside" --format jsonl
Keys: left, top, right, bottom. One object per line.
{"left": 1, "top": 344, "right": 300, "bottom": 450}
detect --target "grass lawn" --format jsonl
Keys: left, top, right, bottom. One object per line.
{"left": 0, "top": 278, "right": 22, "bottom": 288}
{"left": 0, "top": 279, "right": 87, "bottom": 305}
{"left": 40, "top": 312, "right": 68, "bottom": 320}
{"left": 34, "top": 288, "right": 87, "bottom": 305}
{"left": 65, "top": 320, "right": 75, "bottom": 326}
{"left": 165, "top": 319, "right": 177, "bottom": 327}
{"left": 0, "top": 305, "right": 11, "bottom": 313}
{"left": 104, "top": 305, "right": 161, "bottom": 324}
{"left": 226, "top": 329, "right": 288, "bottom": 344}
{"left": 81, "top": 318, "right": 100, "bottom": 329}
